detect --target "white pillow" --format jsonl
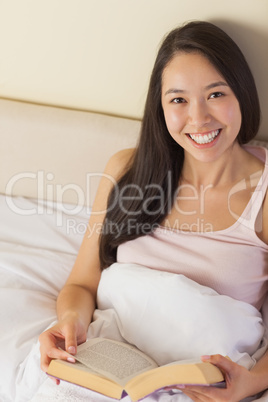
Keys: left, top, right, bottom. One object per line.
{"left": 95, "top": 263, "right": 264, "bottom": 367}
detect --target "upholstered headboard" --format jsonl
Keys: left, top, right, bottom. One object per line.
{"left": 0, "top": 98, "right": 141, "bottom": 206}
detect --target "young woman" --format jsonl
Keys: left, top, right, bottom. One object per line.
{"left": 39, "top": 21, "right": 268, "bottom": 401}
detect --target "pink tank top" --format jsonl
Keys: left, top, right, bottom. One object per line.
{"left": 117, "top": 146, "right": 268, "bottom": 310}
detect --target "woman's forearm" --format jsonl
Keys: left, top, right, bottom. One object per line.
{"left": 56, "top": 283, "right": 96, "bottom": 330}
{"left": 250, "top": 349, "right": 268, "bottom": 393}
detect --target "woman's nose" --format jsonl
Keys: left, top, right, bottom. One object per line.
{"left": 188, "top": 100, "right": 210, "bottom": 126}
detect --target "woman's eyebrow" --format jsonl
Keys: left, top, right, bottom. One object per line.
{"left": 164, "top": 81, "right": 229, "bottom": 96}
{"left": 164, "top": 88, "right": 185, "bottom": 96}
{"left": 205, "top": 81, "right": 229, "bottom": 90}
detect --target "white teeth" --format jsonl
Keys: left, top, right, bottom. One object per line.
{"left": 189, "top": 130, "right": 220, "bottom": 144}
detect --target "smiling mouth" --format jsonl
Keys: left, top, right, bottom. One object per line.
{"left": 187, "top": 129, "right": 221, "bottom": 145}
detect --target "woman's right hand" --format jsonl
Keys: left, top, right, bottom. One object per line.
{"left": 39, "top": 312, "right": 87, "bottom": 376}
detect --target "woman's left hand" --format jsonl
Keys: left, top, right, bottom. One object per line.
{"left": 170, "top": 354, "right": 257, "bottom": 402}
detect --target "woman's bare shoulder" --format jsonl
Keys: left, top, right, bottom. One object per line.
{"left": 104, "top": 148, "right": 136, "bottom": 180}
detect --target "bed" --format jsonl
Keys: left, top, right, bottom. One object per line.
{"left": 0, "top": 97, "right": 268, "bottom": 402}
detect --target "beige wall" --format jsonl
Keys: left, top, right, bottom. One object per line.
{"left": 0, "top": 0, "right": 267, "bottom": 138}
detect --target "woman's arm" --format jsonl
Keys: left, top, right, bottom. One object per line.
{"left": 39, "top": 148, "right": 134, "bottom": 373}
{"left": 249, "top": 351, "right": 268, "bottom": 391}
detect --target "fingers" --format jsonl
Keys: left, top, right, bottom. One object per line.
{"left": 164, "top": 384, "right": 226, "bottom": 402}
{"left": 62, "top": 316, "right": 87, "bottom": 356}
{"left": 175, "top": 354, "right": 239, "bottom": 401}
{"left": 201, "top": 354, "right": 235, "bottom": 380}
{"left": 48, "top": 375, "right": 60, "bottom": 385}
{"left": 65, "top": 332, "right": 78, "bottom": 356}
{"left": 40, "top": 350, "right": 53, "bottom": 373}
{"left": 39, "top": 331, "right": 56, "bottom": 372}
{"left": 180, "top": 384, "right": 232, "bottom": 402}
{"left": 39, "top": 318, "right": 87, "bottom": 377}
{"left": 39, "top": 328, "right": 77, "bottom": 372}
{"left": 164, "top": 356, "right": 249, "bottom": 401}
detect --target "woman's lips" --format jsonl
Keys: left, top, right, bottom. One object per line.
{"left": 186, "top": 129, "right": 221, "bottom": 148}
{"left": 187, "top": 129, "right": 221, "bottom": 145}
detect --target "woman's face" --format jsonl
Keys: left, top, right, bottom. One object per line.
{"left": 161, "top": 52, "right": 242, "bottom": 163}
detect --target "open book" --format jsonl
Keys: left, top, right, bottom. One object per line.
{"left": 47, "top": 338, "right": 225, "bottom": 401}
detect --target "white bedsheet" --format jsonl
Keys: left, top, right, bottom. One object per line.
{"left": 0, "top": 194, "right": 268, "bottom": 402}
{"left": 0, "top": 195, "right": 90, "bottom": 401}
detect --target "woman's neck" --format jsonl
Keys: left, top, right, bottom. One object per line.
{"left": 181, "top": 142, "right": 248, "bottom": 189}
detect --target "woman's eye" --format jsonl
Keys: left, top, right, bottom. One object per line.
{"left": 209, "top": 92, "right": 224, "bottom": 99}
{"left": 171, "top": 97, "right": 186, "bottom": 104}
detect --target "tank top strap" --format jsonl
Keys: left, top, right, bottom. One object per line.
{"left": 237, "top": 146, "right": 268, "bottom": 232}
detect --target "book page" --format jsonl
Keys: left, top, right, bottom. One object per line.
{"left": 74, "top": 338, "right": 158, "bottom": 386}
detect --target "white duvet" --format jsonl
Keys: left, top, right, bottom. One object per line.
{"left": 0, "top": 195, "right": 268, "bottom": 402}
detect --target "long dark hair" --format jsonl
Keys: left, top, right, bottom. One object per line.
{"left": 99, "top": 20, "right": 261, "bottom": 268}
